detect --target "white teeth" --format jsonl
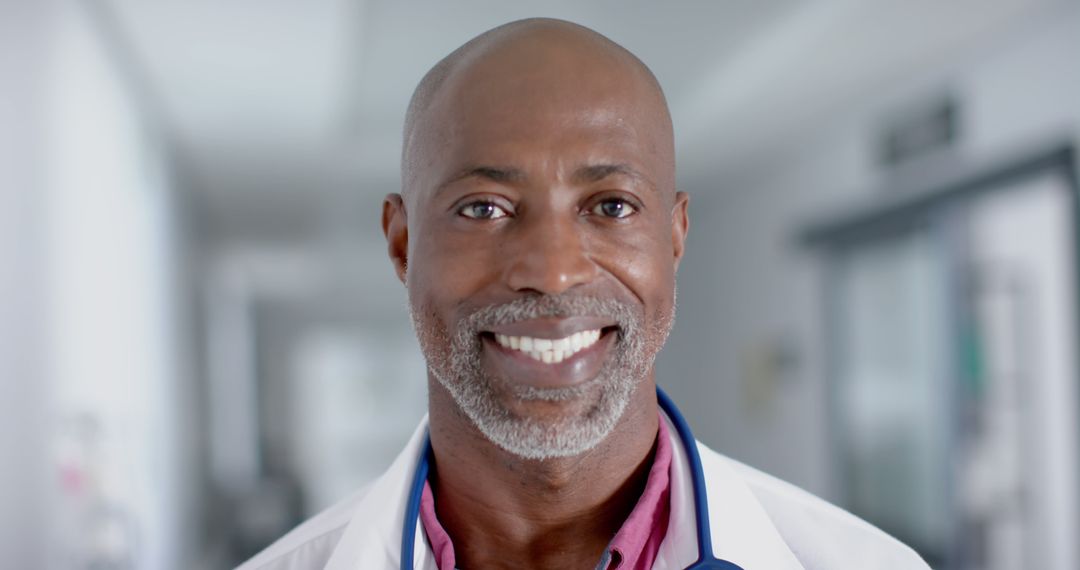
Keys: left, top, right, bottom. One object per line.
{"left": 492, "top": 329, "right": 604, "bottom": 364}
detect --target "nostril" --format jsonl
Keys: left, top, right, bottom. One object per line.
{"left": 505, "top": 260, "right": 599, "bottom": 296}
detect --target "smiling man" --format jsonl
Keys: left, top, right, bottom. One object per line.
{"left": 238, "top": 18, "right": 929, "bottom": 570}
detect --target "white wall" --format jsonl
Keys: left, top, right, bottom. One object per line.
{"left": 657, "top": 1, "right": 1080, "bottom": 500}
{"left": 0, "top": 2, "right": 56, "bottom": 568}
{"left": 0, "top": 2, "right": 205, "bottom": 568}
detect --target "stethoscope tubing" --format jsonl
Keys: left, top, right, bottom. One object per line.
{"left": 401, "top": 386, "right": 744, "bottom": 569}
{"left": 656, "top": 387, "right": 744, "bottom": 569}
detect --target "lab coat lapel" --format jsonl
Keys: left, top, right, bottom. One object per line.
{"left": 323, "top": 418, "right": 437, "bottom": 570}
{"left": 652, "top": 412, "right": 804, "bottom": 570}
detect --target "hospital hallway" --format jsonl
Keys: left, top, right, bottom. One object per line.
{"left": 5, "top": 1, "right": 1080, "bottom": 568}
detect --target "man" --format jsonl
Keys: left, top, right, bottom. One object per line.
{"left": 238, "top": 18, "right": 929, "bottom": 570}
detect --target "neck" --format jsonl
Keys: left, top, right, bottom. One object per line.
{"left": 427, "top": 376, "right": 659, "bottom": 570}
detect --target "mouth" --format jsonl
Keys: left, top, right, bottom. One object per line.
{"left": 490, "top": 329, "right": 605, "bottom": 363}
{"left": 477, "top": 320, "right": 620, "bottom": 389}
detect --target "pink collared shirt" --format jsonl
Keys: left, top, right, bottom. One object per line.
{"left": 420, "top": 415, "right": 673, "bottom": 570}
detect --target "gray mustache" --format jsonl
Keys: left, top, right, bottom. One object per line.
{"left": 458, "top": 294, "right": 641, "bottom": 336}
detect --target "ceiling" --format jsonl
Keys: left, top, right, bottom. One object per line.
{"left": 106, "top": 0, "right": 1067, "bottom": 194}
{"left": 106, "top": 0, "right": 798, "bottom": 150}
{"left": 104, "top": 1, "right": 799, "bottom": 215}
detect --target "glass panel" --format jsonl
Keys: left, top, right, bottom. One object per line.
{"left": 833, "top": 227, "right": 952, "bottom": 561}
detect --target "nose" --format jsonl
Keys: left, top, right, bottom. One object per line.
{"left": 503, "top": 212, "right": 598, "bottom": 295}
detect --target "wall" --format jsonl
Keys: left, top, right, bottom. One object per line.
{"left": 4, "top": 2, "right": 206, "bottom": 567}
{"left": 0, "top": 2, "right": 55, "bottom": 568}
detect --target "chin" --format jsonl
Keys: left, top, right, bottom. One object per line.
{"left": 458, "top": 372, "right": 635, "bottom": 460}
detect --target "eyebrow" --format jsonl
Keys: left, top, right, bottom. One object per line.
{"left": 436, "top": 162, "right": 656, "bottom": 194}
{"left": 571, "top": 163, "right": 653, "bottom": 189}
{"left": 438, "top": 166, "right": 527, "bottom": 192}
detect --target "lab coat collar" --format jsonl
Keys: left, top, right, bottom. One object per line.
{"left": 323, "top": 410, "right": 803, "bottom": 570}
{"left": 323, "top": 417, "right": 435, "bottom": 570}
{"left": 653, "top": 412, "right": 804, "bottom": 569}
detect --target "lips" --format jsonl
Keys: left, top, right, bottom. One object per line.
{"left": 480, "top": 320, "right": 617, "bottom": 389}
{"left": 493, "top": 329, "right": 602, "bottom": 363}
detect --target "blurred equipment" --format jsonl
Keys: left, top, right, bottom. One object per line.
{"left": 803, "top": 142, "right": 1080, "bottom": 570}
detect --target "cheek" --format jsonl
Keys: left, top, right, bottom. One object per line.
{"left": 407, "top": 219, "right": 500, "bottom": 317}
{"left": 590, "top": 218, "right": 676, "bottom": 307}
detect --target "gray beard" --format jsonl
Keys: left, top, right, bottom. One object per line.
{"left": 410, "top": 293, "right": 672, "bottom": 460}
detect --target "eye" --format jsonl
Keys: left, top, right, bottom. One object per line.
{"left": 458, "top": 200, "right": 509, "bottom": 220}
{"left": 591, "top": 198, "right": 637, "bottom": 219}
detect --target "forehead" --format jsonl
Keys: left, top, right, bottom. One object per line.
{"left": 446, "top": 100, "right": 653, "bottom": 172}
{"left": 409, "top": 45, "right": 673, "bottom": 196}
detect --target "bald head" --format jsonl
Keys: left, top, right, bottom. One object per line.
{"left": 383, "top": 18, "right": 690, "bottom": 487}
{"left": 401, "top": 18, "right": 675, "bottom": 201}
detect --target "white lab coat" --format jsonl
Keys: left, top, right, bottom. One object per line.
{"left": 237, "top": 413, "right": 929, "bottom": 569}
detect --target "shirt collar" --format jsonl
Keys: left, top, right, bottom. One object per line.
{"left": 416, "top": 414, "right": 675, "bottom": 570}
{"left": 604, "top": 414, "right": 673, "bottom": 569}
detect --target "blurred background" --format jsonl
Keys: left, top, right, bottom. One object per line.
{"left": 4, "top": 0, "right": 1080, "bottom": 568}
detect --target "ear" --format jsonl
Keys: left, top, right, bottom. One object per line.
{"left": 671, "top": 191, "right": 690, "bottom": 271}
{"left": 382, "top": 193, "right": 409, "bottom": 284}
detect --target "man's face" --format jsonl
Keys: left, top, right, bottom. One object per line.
{"left": 387, "top": 44, "right": 688, "bottom": 459}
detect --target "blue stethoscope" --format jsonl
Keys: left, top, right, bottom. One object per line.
{"left": 401, "top": 386, "right": 744, "bottom": 569}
